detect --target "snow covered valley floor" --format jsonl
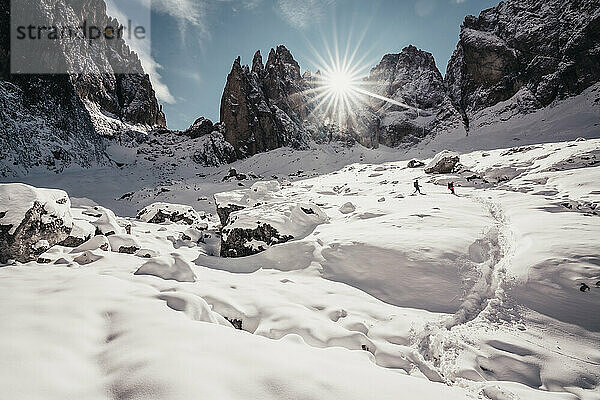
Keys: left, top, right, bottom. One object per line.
{"left": 1, "top": 138, "right": 600, "bottom": 400}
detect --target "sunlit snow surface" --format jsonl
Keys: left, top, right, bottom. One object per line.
{"left": 2, "top": 88, "right": 600, "bottom": 399}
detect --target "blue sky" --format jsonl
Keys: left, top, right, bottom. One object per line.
{"left": 146, "top": 0, "right": 498, "bottom": 130}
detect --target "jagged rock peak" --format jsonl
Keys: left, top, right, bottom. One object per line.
{"left": 265, "top": 45, "right": 301, "bottom": 78}
{"left": 364, "top": 44, "right": 463, "bottom": 147}
{"left": 252, "top": 51, "right": 264, "bottom": 74}
{"left": 220, "top": 44, "right": 310, "bottom": 158}
{"left": 376, "top": 45, "right": 438, "bottom": 71}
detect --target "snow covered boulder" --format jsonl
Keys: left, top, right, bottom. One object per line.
{"left": 73, "top": 250, "right": 102, "bottom": 265}
{"left": 72, "top": 235, "right": 111, "bottom": 252}
{"left": 134, "top": 254, "right": 197, "bottom": 282}
{"left": 59, "top": 219, "right": 95, "bottom": 247}
{"left": 0, "top": 184, "right": 73, "bottom": 263}
{"left": 214, "top": 180, "right": 282, "bottom": 225}
{"left": 107, "top": 234, "right": 141, "bottom": 254}
{"left": 136, "top": 202, "right": 205, "bottom": 226}
{"left": 88, "top": 207, "right": 125, "bottom": 236}
{"left": 424, "top": 150, "right": 460, "bottom": 174}
{"left": 182, "top": 227, "right": 205, "bottom": 243}
{"left": 220, "top": 203, "right": 327, "bottom": 258}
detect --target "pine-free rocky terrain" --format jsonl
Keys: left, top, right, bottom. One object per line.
{"left": 1, "top": 0, "right": 600, "bottom": 398}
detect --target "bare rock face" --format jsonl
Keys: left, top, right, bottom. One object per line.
{"left": 0, "top": 184, "right": 73, "bottom": 263}
{"left": 219, "top": 45, "right": 463, "bottom": 153}
{"left": 220, "top": 46, "right": 310, "bottom": 157}
{"left": 365, "top": 46, "right": 463, "bottom": 146}
{"left": 445, "top": 0, "right": 600, "bottom": 127}
{"left": 216, "top": 203, "right": 246, "bottom": 226}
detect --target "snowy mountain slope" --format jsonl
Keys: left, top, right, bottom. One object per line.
{"left": 1, "top": 137, "right": 599, "bottom": 399}
{"left": 5, "top": 80, "right": 597, "bottom": 219}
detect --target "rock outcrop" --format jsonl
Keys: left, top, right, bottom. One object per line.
{"left": 424, "top": 150, "right": 460, "bottom": 174}
{"left": 183, "top": 117, "right": 214, "bottom": 139}
{"left": 365, "top": 46, "right": 463, "bottom": 146}
{"left": 219, "top": 45, "right": 464, "bottom": 154}
{"left": 445, "top": 0, "right": 600, "bottom": 127}
{"left": 137, "top": 202, "right": 207, "bottom": 227}
{"left": 214, "top": 181, "right": 326, "bottom": 257}
{"left": 220, "top": 222, "right": 294, "bottom": 258}
{"left": 0, "top": 184, "right": 73, "bottom": 263}
{"left": 220, "top": 46, "right": 311, "bottom": 157}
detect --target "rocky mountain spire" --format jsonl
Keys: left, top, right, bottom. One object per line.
{"left": 252, "top": 51, "right": 264, "bottom": 75}
{"left": 220, "top": 46, "right": 310, "bottom": 158}
{"left": 363, "top": 45, "right": 462, "bottom": 146}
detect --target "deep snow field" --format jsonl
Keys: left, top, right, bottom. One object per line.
{"left": 1, "top": 134, "right": 600, "bottom": 400}
{"left": 2, "top": 86, "right": 600, "bottom": 400}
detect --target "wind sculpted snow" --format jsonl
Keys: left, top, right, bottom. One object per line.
{"left": 1, "top": 138, "right": 599, "bottom": 399}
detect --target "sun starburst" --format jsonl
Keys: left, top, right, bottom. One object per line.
{"left": 302, "top": 34, "right": 419, "bottom": 132}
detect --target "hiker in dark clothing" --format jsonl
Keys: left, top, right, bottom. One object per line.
{"left": 580, "top": 283, "right": 590, "bottom": 292}
{"left": 448, "top": 181, "right": 455, "bottom": 195}
{"left": 413, "top": 179, "right": 422, "bottom": 194}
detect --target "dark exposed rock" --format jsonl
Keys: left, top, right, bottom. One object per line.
{"left": 225, "top": 317, "right": 243, "bottom": 330}
{"left": 220, "top": 46, "right": 311, "bottom": 158}
{"left": 407, "top": 159, "right": 426, "bottom": 168}
{"left": 222, "top": 168, "right": 238, "bottom": 181}
{"left": 118, "top": 246, "right": 140, "bottom": 254}
{"left": 0, "top": 185, "right": 72, "bottom": 263}
{"left": 216, "top": 204, "right": 246, "bottom": 226}
{"left": 136, "top": 203, "right": 205, "bottom": 226}
{"left": 184, "top": 117, "right": 214, "bottom": 139}
{"left": 445, "top": 0, "right": 600, "bottom": 126}
{"left": 424, "top": 151, "right": 460, "bottom": 174}
{"left": 220, "top": 222, "right": 293, "bottom": 258}
{"left": 59, "top": 235, "right": 88, "bottom": 248}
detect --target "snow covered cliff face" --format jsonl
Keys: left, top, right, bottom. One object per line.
{"left": 0, "top": 0, "right": 166, "bottom": 176}
{"left": 445, "top": 0, "right": 600, "bottom": 127}
{"left": 365, "top": 45, "right": 463, "bottom": 147}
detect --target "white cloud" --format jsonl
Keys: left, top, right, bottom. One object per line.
{"left": 276, "top": 0, "right": 335, "bottom": 29}
{"left": 151, "top": 0, "right": 210, "bottom": 41}
{"left": 415, "top": 0, "right": 437, "bottom": 17}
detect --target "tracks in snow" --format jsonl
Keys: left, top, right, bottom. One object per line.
{"left": 413, "top": 193, "right": 517, "bottom": 383}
